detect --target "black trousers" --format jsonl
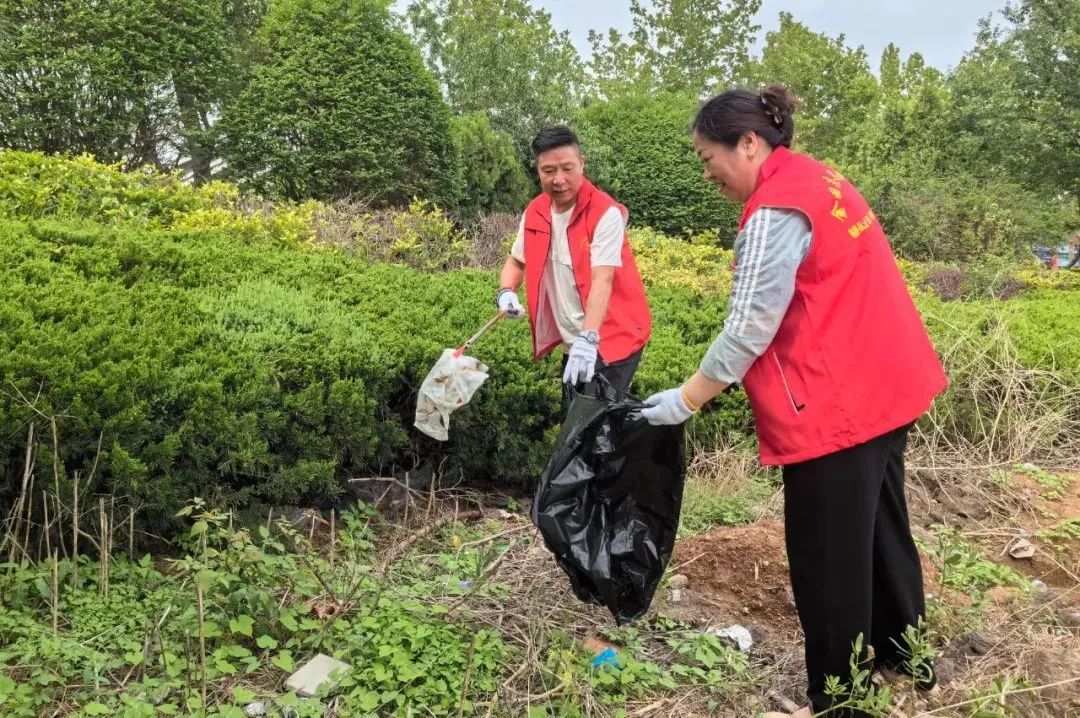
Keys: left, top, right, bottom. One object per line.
{"left": 783, "top": 423, "right": 933, "bottom": 716}
{"left": 560, "top": 348, "right": 643, "bottom": 415}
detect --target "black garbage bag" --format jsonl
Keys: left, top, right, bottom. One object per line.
{"left": 531, "top": 381, "right": 686, "bottom": 624}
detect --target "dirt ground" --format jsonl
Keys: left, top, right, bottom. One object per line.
{"left": 651, "top": 471, "right": 1080, "bottom": 715}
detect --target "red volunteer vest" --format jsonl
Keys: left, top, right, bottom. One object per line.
{"left": 739, "top": 147, "right": 947, "bottom": 465}
{"left": 522, "top": 180, "right": 651, "bottom": 363}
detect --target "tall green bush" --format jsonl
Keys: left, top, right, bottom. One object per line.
{"left": 852, "top": 162, "right": 1076, "bottom": 261}
{"left": 575, "top": 92, "right": 742, "bottom": 240}
{"left": 219, "top": 0, "right": 455, "bottom": 204}
{"left": 450, "top": 113, "right": 532, "bottom": 217}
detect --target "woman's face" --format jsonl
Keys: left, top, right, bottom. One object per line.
{"left": 692, "top": 130, "right": 762, "bottom": 204}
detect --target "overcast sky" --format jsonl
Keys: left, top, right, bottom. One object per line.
{"left": 513, "top": 0, "right": 1008, "bottom": 73}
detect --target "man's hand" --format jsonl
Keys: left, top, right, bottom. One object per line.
{"left": 640, "top": 387, "right": 697, "bottom": 426}
{"left": 563, "top": 334, "right": 598, "bottom": 385}
{"left": 496, "top": 288, "right": 524, "bottom": 318}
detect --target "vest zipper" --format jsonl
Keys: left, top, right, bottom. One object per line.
{"left": 773, "top": 354, "right": 805, "bottom": 414}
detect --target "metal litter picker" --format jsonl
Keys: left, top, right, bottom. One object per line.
{"left": 414, "top": 312, "right": 506, "bottom": 441}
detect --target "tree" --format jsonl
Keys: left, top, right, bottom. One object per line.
{"left": 406, "top": 0, "right": 584, "bottom": 158}
{"left": 588, "top": 0, "right": 761, "bottom": 98}
{"left": 451, "top": 113, "right": 532, "bottom": 216}
{"left": 575, "top": 93, "right": 742, "bottom": 239}
{"left": 947, "top": 0, "right": 1079, "bottom": 212}
{"left": 0, "top": 0, "right": 265, "bottom": 180}
{"left": 748, "top": 12, "right": 879, "bottom": 166}
{"left": 854, "top": 47, "right": 949, "bottom": 171}
{"left": 848, "top": 39, "right": 1073, "bottom": 261}
{"left": 171, "top": 0, "right": 268, "bottom": 183}
{"left": 220, "top": 0, "right": 455, "bottom": 204}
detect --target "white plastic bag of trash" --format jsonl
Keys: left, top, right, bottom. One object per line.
{"left": 414, "top": 348, "right": 490, "bottom": 441}
{"left": 707, "top": 624, "right": 754, "bottom": 652}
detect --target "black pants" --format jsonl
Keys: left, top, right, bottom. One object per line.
{"left": 783, "top": 424, "right": 933, "bottom": 716}
{"left": 560, "top": 348, "right": 642, "bottom": 415}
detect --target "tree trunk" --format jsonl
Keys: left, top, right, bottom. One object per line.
{"left": 174, "top": 78, "right": 213, "bottom": 185}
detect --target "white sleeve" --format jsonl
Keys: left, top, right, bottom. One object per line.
{"left": 510, "top": 214, "right": 526, "bottom": 263}
{"left": 699, "top": 208, "right": 812, "bottom": 383}
{"left": 589, "top": 206, "right": 625, "bottom": 267}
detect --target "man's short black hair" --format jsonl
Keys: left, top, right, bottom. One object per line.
{"left": 531, "top": 126, "right": 580, "bottom": 157}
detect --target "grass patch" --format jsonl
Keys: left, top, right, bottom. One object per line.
{"left": 678, "top": 447, "right": 776, "bottom": 537}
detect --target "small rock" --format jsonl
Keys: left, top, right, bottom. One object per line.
{"left": 135, "top": 692, "right": 169, "bottom": 707}
{"left": 1031, "top": 579, "right": 1048, "bottom": 592}
{"left": 668, "top": 573, "right": 689, "bottom": 589}
{"left": 1055, "top": 608, "right": 1080, "bottom": 629}
{"left": 284, "top": 653, "right": 352, "bottom": 698}
{"left": 934, "top": 655, "right": 958, "bottom": 685}
{"left": 965, "top": 630, "right": 996, "bottom": 656}
{"left": 281, "top": 708, "right": 299, "bottom": 718}
{"left": 1007, "top": 538, "right": 1035, "bottom": 559}
{"left": 243, "top": 702, "right": 267, "bottom": 718}
{"left": 953, "top": 496, "right": 988, "bottom": 520}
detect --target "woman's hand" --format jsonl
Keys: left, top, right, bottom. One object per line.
{"left": 640, "top": 372, "right": 731, "bottom": 426}
{"left": 640, "top": 387, "right": 697, "bottom": 425}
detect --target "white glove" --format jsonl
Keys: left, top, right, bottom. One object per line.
{"left": 496, "top": 288, "right": 524, "bottom": 318}
{"left": 640, "top": 387, "right": 696, "bottom": 426}
{"left": 562, "top": 334, "right": 598, "bottom": 385}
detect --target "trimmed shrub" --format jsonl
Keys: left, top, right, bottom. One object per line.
{"left": 451, "top": 113, "right": 533, "bottom": 217}
{"left": 219, "top": 0, "right": 456, "bottom": 205}
{"left": 575, "top": 92, "right": 743, "bottom": 240}
{"left": 3, "top": 151, "right": 1074, "bottom": 534}
{"left": 0, "top": 210, "right": 742, "bottom": 531}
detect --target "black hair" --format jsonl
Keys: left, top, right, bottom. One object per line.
{"left": 531, "top": 125, "right": 581, "bottom": 157}
{"left": 692, "top": 84, "right": 800, "bottom": 149}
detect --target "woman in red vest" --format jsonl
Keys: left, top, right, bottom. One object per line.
{"left": 640, "top": 85, "right": 947, "bottom": 718}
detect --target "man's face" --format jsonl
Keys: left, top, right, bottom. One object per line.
{"left": 536, "top": 145, "right": 585, "bottom": 209}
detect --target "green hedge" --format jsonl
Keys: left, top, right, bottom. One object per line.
{"left": 0, "top": 212, "right": 747, "bottom": 529}
{"left": 2, "top": 151, "right": 1074, "bottom": 532}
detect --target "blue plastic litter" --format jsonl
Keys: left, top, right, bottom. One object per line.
{"left": 590, "top": 647, "right": 621, "bottom": 669}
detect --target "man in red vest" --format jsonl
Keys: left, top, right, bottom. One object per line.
{"left": 496, "top": 126, "right": 651, "bottom": 407}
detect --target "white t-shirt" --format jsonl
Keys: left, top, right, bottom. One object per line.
{"left": 510, "top": 205, "right": 625, "bottom": 347}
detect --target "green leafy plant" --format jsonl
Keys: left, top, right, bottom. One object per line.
{"left": 1012, "top": 463, "right": 1071, "bottom": 501}
{"left": 925, "top": 526, "right": 1030, "bottom": 598}
{"left": 821, "top": 634, "right": 893, "bottom": 717}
